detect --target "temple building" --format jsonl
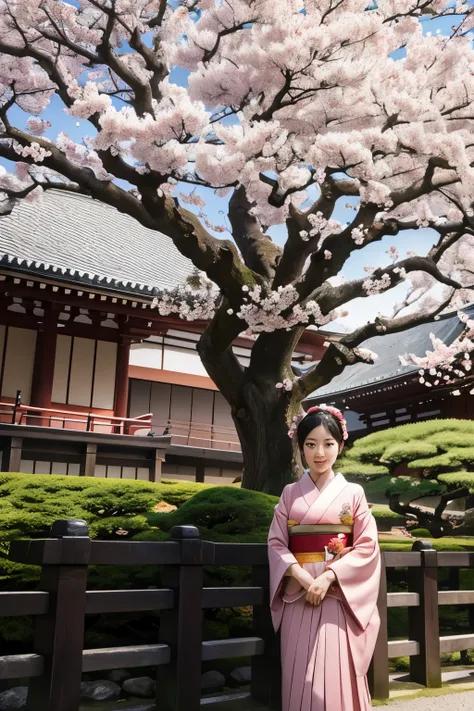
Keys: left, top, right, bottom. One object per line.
{"left": 0, "top": 189, "right": 326, "bottom": 482}
{"left": 305, "top": 303, "right": 474, "bottom": 437}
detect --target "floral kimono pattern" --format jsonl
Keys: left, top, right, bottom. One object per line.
{"left": 268, "top": 472, "right": 381, "bottom": 711}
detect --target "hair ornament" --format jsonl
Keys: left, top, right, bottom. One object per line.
{"left": 288, "top": 403, "right": 348, "bottom": 441}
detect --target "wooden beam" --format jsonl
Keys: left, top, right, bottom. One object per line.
{"left": 80, "top": 443, "right": 97, "bottom": 477}
{"left": 114, "top": 332, "right": 132, "bottom": 429}
{"left": 1, "top": 436, "right": 22, "bottom": 472}
{"left": 195, "top": 462, "right": 205, "bottom": 483}
{"left": 387, "top": 592, "right": 420, "bottom": 608}
{"left": 438, "top": 590, "right": 474, "bottom": 605}
{"left": 368, "top": 556, "right": 389, "bottom": 701}
{"left": 388, "top": 640, "right": 420, "bottom": 657}
{"left": 149, "top": 449, "right": 165, "bottom": 483}
{"left": 439, "top": 634, "right": 474, "bottom": 653}
{"left": 30, "top": 305, "right": 59, "bottom": 421}
{"left": 408, "top": 549, "right": 441, "bottom": 688}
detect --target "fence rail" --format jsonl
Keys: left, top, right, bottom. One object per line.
{"left": 0, "top": 524, "right": 473, "bottom": 710}
{"left": 0, "top": 394, "right": 152, "bottom": 435}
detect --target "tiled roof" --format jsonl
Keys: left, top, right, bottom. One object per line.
{"left": 0, "top": 189, "right": 195, "bottom": 296}
{"left": 306, "top": 303, "right": 474, "bottom": 402}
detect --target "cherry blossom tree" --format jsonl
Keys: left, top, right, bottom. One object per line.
{"left": 1, "top": 1, "right": 474, "bottom": 494}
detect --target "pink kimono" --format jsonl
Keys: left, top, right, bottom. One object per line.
{"left": 268, "top": 472, "right": 381, "bottom": 711}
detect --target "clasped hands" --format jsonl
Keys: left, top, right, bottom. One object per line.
{"left": 302, "top": 568, "right": 335, "bottom": 606}
{"left": 288, "top": 546, "right": 352, "bottom": 607}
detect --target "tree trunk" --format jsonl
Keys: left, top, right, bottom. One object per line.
{"left": 233, "top": 378, "right": 297, "bottom": 495}
{"left": 197, "top": 307, "right": 302, "bottom": 496}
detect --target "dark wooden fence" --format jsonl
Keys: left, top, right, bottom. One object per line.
{"left": 0, "top": 523, "right": 473, "bottom": 711}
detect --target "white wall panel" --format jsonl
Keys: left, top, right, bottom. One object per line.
{"left": 35, "top": 461, "right": 51, "bottom": 474}
{"left": 92, "top": 340, "right": 117, "bottom": 409}
{"left": 51, "top": 462, "right": 67, "bottom": 475}
{"left": 68, "top": 463, "right": 80, "bottom": 476}
{"left": 122, "top": 467, "right": 136, "bottom": 479}
{"left": 130, "top": 342, "right": 163, "bottom": 369}
{"left": 68, "top": 337, "right": 95, "bottom": 406}
{"left": 163, "top": 346, "right": 208, "bottom": 376}
{"left": 20, "top": 459, "right": 34, "bottom": 473}
{"left": 52, "top": 334, "right": 72, "bottom": 404}
{"left": 1, "top": 327, "right": 36, "bottom": 402}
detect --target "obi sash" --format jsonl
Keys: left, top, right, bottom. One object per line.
{"left": 288, "top": 524, "right": 353, "bottom": 565}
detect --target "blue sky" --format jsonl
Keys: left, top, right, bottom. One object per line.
{"left": 0, "top": 4, "right": 470, "bottom": 329}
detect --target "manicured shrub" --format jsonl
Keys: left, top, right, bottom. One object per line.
{"left": 339, "top": 419, "right": 474, "bottom": 534}
{"left": 410, "top": 528, "right": 433, "bottom": 538}
{"left": 0, "top": 473, "right": 209, "bottom": 587}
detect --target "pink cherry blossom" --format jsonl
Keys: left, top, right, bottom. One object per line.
{"left": 0, "top": 0, "right": 473, "bottom": 400}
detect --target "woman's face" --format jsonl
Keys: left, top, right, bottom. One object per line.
{"left": 302, "top": 424, "right": 342, "bottom": 479}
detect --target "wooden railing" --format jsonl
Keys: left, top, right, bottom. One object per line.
{"left": 0, "top": 391, "right": 241, "bottom": 449}
{"left": 154, "top": 418, "right": 241, "bottom": 451}
{"left": 0, "top": 397, "right": 153, "bottom": 435}
{"left": 1, "top": 528, "right": 473, "bottom": 710}
{"left": 370, "top": 541, "right": 474, "bottom": 699}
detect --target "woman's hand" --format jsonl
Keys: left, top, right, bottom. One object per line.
{"left": 287, "top": 564, "right": 315, "bottom": 591}
{"left": 305, "top": 570, "right": 336, "bottom": 606}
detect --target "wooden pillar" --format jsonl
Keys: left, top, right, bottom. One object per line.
{"left": 368, "top": 555, "right": 389, "bottom": 701}
{"left": 114, "top": 334, "right": 131, "bottom": 432}
{"left": 408, "top": 543, "right": 441, "bottom": 687}
{"left": 30, "top": 305, "right": 59, "bottom": 425}
{"left": 149, "top": 448, "right": 165, "bottom": 483}
{"left": 195, "top": 462, "right": 205, "bottom": 483}
{"left": 80, "top": 443, "right": 97, "bottom": 477}
{"left": 25, "top": 519, "right": 91, "bottom": 711}
{"left": 251, "top": 565, "right": 282, "bottom": 709}
{"left": 1, "top": 436, "right": 23, "bottom": 472}
{"left": 158, "top": 526, "right": 203, "bottom": 711}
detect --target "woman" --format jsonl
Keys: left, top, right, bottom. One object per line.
{"left": 268, "top": 405, "right": 381, "bottom": 711}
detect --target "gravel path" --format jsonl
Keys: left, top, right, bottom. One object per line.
{"left": 386, "top": 691, "right": 474, "bottom": 710}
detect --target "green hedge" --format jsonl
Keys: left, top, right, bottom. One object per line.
{"left": 0, "top": 473, "right": 209, "bottom": 586}
{"left": 146, "top": 486, "right": 279, "bottom": 542}
{"left": 1, "top": 472, "right": 473, "bottom": 654}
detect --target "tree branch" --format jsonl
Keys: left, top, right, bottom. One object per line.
{"left": 273, "top": 175, "right": 360, "bottom": 288}
{"left": 228, "top": 186, "right": 282, "bottom": 279}
{"left": 197, "top": 303, "right": 246, "bottom": 403}
{"left": 0, "top": 127, "right": 262, "bottom": 305}
{"left": 315, "top": 254, "right": 464, "bottom": 316}
{"left": 298, "top": 292, "right": 454, "bottom": 398}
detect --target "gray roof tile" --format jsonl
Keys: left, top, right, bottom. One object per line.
{"left": 0, "top": 190, "right": 195, "bottom": 295}
{"left": 307, "top": 303, "right": 474, "bottom": 401}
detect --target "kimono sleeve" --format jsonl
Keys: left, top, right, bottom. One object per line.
{"left": 267, "top": 485, "right": 298, "bottom": 631}
{"left": 327, "top": 486, "right": 380, "bottom": 631}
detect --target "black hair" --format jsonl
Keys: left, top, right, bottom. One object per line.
{"left": 296, "top": 410, "right": 344, "bottom": 450}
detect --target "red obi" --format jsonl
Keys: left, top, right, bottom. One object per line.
{"left": 288, "top": 529, "right": 353, "bottom": 564}
{"left": 290, "top": 533, "right": 351, "bottom": 555}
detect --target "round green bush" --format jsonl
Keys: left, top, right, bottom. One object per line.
{"left": 0, "top": 473, "right": 209, "bottom": 588}
{"left": 410, "top": 528, "right": 433, "bottom": 538}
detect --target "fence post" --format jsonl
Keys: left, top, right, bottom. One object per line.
{"left": 251, "top": 565, "right": 281, "bottom": 710}
{"left": 408, "top": 540, "right": 441, "bottom": 688}
{"left": 26, "top": 519, "right": 91, "bottom": 711}
{"left": 368, "top": 553, "right": 389, "bottom": 702}
{"left": 158, "top": 525, "right": 203, "bottom": 711}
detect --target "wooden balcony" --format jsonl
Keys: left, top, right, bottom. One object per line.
{"left": 0, "top": 400, "right": 243, "bottom": 482}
